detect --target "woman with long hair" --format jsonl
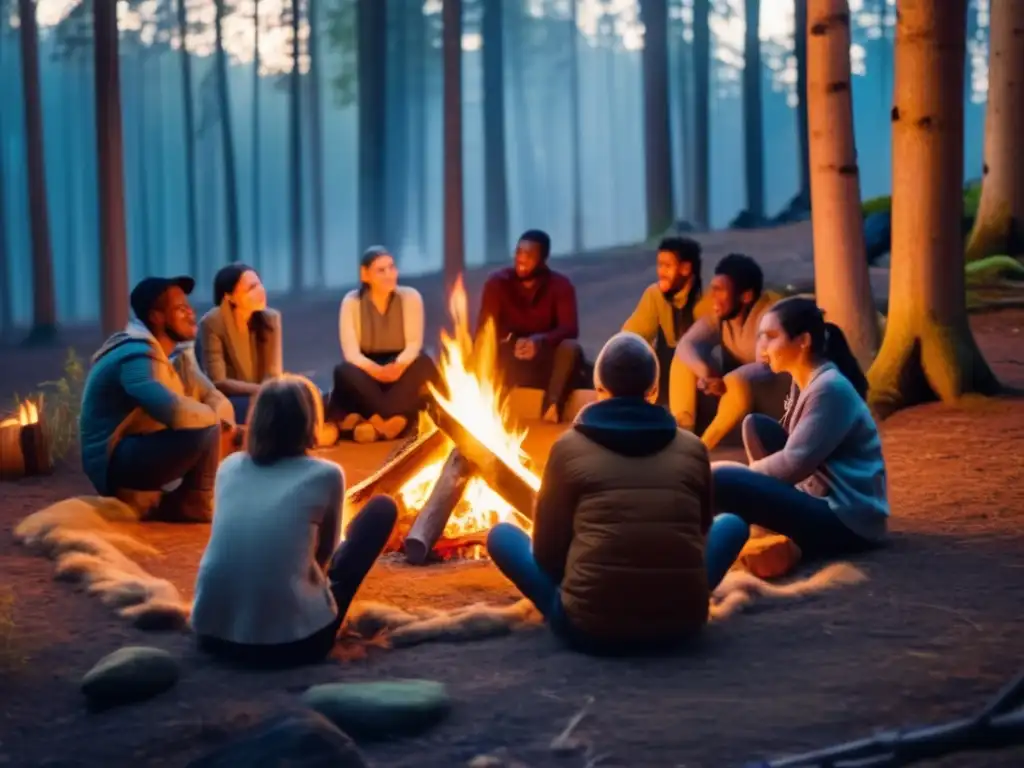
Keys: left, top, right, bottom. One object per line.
{"left": 328, "top": 246, "right": 441, "bottom": 442}
{"left": 711, "top": 296, "right": 887, "bottom": 559}
{"left": 191, "top": 374, "right": 398, "bottom": 668}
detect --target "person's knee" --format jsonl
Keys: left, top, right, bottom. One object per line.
{"left": 486, "top": 521, "right": 525, "bottom": 554}
{"left": 712, "top": 512, "right": 750, "bottom": 543}
{"left": 554, "top": 339, "right": 583, "bottom": 363}
{"left": 363, "top": 495, "right": 399, "bottom": 529}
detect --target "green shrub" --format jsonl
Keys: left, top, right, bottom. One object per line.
{"left": 7, "top": 348, "right": 85, "bottom": 464}
{"left": 861, "top": 181, "right": 983, "bottom": 218}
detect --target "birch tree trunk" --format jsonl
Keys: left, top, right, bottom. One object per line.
{"left": 964, "top": 0, "right": 1024, "bottom": 262}
{"left": 807, "top": 0, "right": 878, "bottom": 368}
{"left": 866, "top": 0, "right": 999, "bottom": 419}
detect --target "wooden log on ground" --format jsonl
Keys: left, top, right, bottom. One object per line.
{"left": 403, "top": 448, "right": 472, "bottom": 565}
{"left": 427, "top": 395, "right": 539, "bottom": 520}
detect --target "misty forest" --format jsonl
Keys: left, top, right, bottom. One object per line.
{"left": 0, "top": 0, "right": 992, "bottom": 334}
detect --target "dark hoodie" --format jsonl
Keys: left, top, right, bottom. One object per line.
{"left": 531, "top": 397, "right": 714, "bottom": 644}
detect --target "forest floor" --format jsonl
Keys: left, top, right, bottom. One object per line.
{"left": 3, "top": 222, "right": 1024, "bottom": 767}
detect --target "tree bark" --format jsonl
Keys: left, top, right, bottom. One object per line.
{"left": 135, "top": 47, "right": 152, "bottom": 276}
{"left": 639, "top": 0, "right": 674, "bottom": 238}
{"left": 289, "top": 0, "right": 304, "bottom": 291}
{"left": 794, "top": 0, "right": 810, "bottom": 210}
{"left": 807, "top": 0, "right": 878, "bottom": 368}
{"left": 742, "top": 0, "right": 764, "bottom": 222}
{"left": 18, "top": 0, "right": 56, "bottom": 341}
{"left": 482, "top": 0, "right": 510, "bottom": 263}
{"left": 357, "top": 0, "right": 387, "bottom": 251}
{"left": 404, "top": 448, "right": 472, "bottom": 565}
{"left": 965, "top": 0, "right": 1024, "bottom": 262}
{"left": 407, "top": 0, "right": 428, "bottom": 253}
{"left": 386, "top": 2, "right": 409, "bottom": 250}
{"left": 307, "top": 0, "right": 326, "bottom": 283}
{"left": 214, "top": 0, "right": 240, "bottom": 264}
{"left": 569, "top": 1, "right": 583, "bottom": 251}
{"left": 93, "top": 0, "right": 129, "bottom": 335}
{"left": 442, "top": 0, "right": 465, "bottom": 295}
{"left": 691, "top": 0, "right": 710, "bottom": 229}
{"left": 176, "top": 0, "right": 200, "bottom": 278}
{"left": 0, "top": 24, "right": 11, "bottom": 336}
{"left": 866, "top": 0, "right": 999, "bottom": 419}
{"left": 252, "top": 0, "right": 262, "bottom": 271}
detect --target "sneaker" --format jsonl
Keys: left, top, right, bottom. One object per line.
{"left": 339, "top": 413, "right": 363, "bottom": 432}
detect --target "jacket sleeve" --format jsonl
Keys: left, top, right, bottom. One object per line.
{"left": 621, "top": 286, "right": 659, "bottom": 343}
{"left": 199, "top": 316, "right": 256, "bottom": 396}
{"left": 748, "top": 384, "right": 858, "bottom": 485}
{"left": 534, "top": 278, "right": 579, "bottom": 347}
{"left": 396, "top": 289, "right": 425, "bottom": 366}
{"left": 531, "top": 438, "right": 579, "bottom": 584}
{"left": 315, "top": 464, "right": 346, "bottom": 568}
{"left": 266, "top": 311, "right": 284, "bottom": 379}
{"left": 119, "top": 352, "right": 218, "bottom": 429}
{"left": 675, "top": 316, "right": 722, "bottom": 380}
{"left": 339, "top": 293, "right": 375, "bottom": 372}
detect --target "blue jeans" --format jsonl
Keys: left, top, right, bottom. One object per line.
{"left": 229, "top": 395, "right": 252, "bottom": 425}
{"left": 486, "top": 515, "right": 749, "bottom": 643}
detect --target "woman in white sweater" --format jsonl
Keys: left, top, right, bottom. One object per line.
{"left": 327, "top": 246, "right": 441, "bottom": 443}
{"left": 191, "top": 374, "right": 397, "bottom": 668}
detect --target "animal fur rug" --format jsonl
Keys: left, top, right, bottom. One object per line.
{"left": 15, "top": 497, "right": 868, "bottom": 646}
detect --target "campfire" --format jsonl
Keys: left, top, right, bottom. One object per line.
{"left": 1, "top": 397, "right": 51, "bottom": 481}
{"left": 343, "top": 277, "right": 539, "bottom": 563}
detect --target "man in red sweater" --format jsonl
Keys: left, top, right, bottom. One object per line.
{"left": 474, "top": 230, "right": 585, "bottom": 422}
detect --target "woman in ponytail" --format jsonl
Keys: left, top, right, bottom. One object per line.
{"left": 710, "top": 296, "right": 889, "bottom": 560}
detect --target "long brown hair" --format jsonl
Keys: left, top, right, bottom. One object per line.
{"left": 245, "top": 375, "right": 324, "bottom": 465}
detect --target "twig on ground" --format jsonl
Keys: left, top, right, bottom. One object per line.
{"left": 550, "top": 696, "right": 595, "bottom": 755}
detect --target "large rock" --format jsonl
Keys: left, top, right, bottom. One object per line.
{"left": 186, "top": 710, "right": 367, "bottom": 768}
{"left": 302, "top": 679, "right": 451, "bottom": 741}
{"left": 81, "top": 646, "right": 179, "bottom": 709}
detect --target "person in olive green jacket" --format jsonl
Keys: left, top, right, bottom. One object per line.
{"left": 675, "top": 253, "right": 789, "bottom": 449}
{"left": 621, "top": 236, "right": 712, "bottom": 428}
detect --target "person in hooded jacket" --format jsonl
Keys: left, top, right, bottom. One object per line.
{"left": 485, "top": 331, "right": 750, "bottom": 654}
{"left": 78, "top": 276, "right": 235, "bottom": 522}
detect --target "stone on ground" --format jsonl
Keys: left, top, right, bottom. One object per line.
{"left": 80, "top": 645, "right": 179, "bottom": 709}
{"left": 302, "top": 679, "right": 451, "bottom": 740}
{"left": 186, "top": 709, "right": 367, "bottom": 768}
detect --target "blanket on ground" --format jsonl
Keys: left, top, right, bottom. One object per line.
{"left": 14, "top": 496, "right": 868, "bottom": 645}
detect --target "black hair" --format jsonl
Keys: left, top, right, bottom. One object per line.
{"left": 518, "top": 229, "right": 551, "bottom": 261}
{"left": 768, "top": 296, "right": 869, "bottom": 400}
{"left": 359, "top": 245, "right": 392, "bottom": 296}
{"left": 212, "top": 262, "right": 269, "bottom": 342}
{"left": 714, "top": 253, "right": 764, "bottom": 300}
{"left": 657, "top": 236, "right": 703, "bottom": 297}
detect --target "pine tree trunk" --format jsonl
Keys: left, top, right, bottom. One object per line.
{"left": 135, "top": 48, "right": 152, "bottom": 276}
{"left": 742, "top": 0, "right": 764, "bottom": 221}
{"left": 691, "top": 0, "right": 710, "bottom": 229}
{"left": 794, "top": 0, "right": 810, "bottom": 210}
{"left": 639, "top": 0, "right": 674, "bottom": 238}
{"left": 357, "top": 0, "right": 387, "bottom": 251}
{"left": 408, "top": 0, "right": 427, "bottom": 253}
{"left": 569, "top": 0, "right": 583, "bottom": 252}
{"left": 0, "top": 24, "right": 11, "bottom": 336}
{"left": 867, "top": 0, "right": 999, "bottom": 419}
{"left": 151, "top": 52, "right": 166, "bottom": 275}
{"left": 965, "top": 0, "right": 1024, "bottom": 262}
{"left": 807, "top": 0, "right": 878, "bottom": 369}
{"left": 214, "top": 0, "right": 240, "bottom": 264}
{"left": 252, "top": 0, "right": 262, "bottom": 271}
{"left": 307, "top": 0, "right": 326, "bottom": 282}
{"left": 442, "top": 0, "right": 465, "bottom": 294}
{"left": 482, "top": 0, "right": 510, "bottom": 263}
{"left": 62, "top": 66, "right": 79, "bottom": 319}
{"left": 93, "top": 0, "right": 130, "bottom": 335}
{"left": 387, "top": 3, "right": 409, "bottom": 251}
{"left": 289, "top": 0, "right": 304, "bottom": 291}
{"left": 18, "top": 0, "right": 56, "bottom": 341}
{"left": 176, "top": 0, "right": 200, "bottom": 277}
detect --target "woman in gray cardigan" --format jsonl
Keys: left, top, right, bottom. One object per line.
{"left": 712, "top": 296, "right": 889, "bottom": 559}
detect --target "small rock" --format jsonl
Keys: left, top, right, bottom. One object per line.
{"left": 302, "top": 679, "right": 451, "bottom": 741}
{"left": 81, "top": 646, "right": 179, "bottom": 709}
{"left": 186, "top": 710, "right": 367, "bottom": 768}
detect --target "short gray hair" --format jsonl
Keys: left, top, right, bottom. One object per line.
{"left": 594, "top": 332, "right": 659, "bottom": 399}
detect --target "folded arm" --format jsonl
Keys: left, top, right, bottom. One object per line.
{"left": 119, "top": 353, "right": 218, "bottom": 429}
{"left": 531, "top": 440, "right": 579, "bottom": 584}
{"left": 395, "top": 289, "right": 425, "bottom": 366}
{"left": 339, "top": 294, "right": 377, "bottom": 373}
{"left": 675, "top": 317, "right": 723, "bottom": 380}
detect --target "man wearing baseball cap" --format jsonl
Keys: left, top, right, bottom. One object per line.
{"left": 78, "top": 275, "right": 235, "bottom": 522}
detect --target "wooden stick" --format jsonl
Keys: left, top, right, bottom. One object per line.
{"left": 404, "top": 448, "right": 472, "bottom": 565}
{"left": 344, "top": 427, "right": 448, "bottom": 516}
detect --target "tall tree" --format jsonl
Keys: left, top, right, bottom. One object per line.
{"left": 867, "top": 0, "right": 999, "bottom": 418}
{"left": 407, "top": 0, "right": 428, "bottom": 252}
{"left": 442, "top": 0, "right": 465, "bottom": 293}
{"left": 176, "top": 0, "right": 200, "bottom": 277}
{"left": 94, "top": 0, "right": 129, "bottom": 334}
{"left": 807, "top": 0, "right": 878, "bottom": 368}
{"left": 639, "top": 0, "right": 674, "bottom": 237}
{"left": 0, "top": 2, "right": 11, "bottom": 337}
{"left": 481, "top": 0, "right": 509, "bottom": 263}
{"left": 289, "top": 0, "right": 304, "bottom": 291}
{"left": 742, "top": 0, "right": 764, "bottom": 222}
{"left": 357, "top": 0, "right": 387, "bottom": 250}
{"left": 568, "top": 0, "right": 583, "bottom": 251}
{"left": 251, "top": 0, "right": 262, "bottom": 270}
{"left": 794, "top": 0, "right": 810, "bottom": 210}
{"left": 18, "top": 0, "right": 56, "bottom": 341}
{"left": 965, "top": 0, "right": 1024, "bottom": 262}
{"left": 691, "top": 0, "right": 710, "bottom": 229}
{"left": 307, "top": 0, "right": 326, "bottom": 282}
{"left": 134, "top": 45, "right": 153, "bottom": 276}
{"left": 214, "top": 0, "right": 240, "bottom": 263}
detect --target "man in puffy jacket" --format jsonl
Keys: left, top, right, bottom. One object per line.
{"left": 485, "top": 331, "right": 750, "bottom": 653}
{"left": 79, "top": 276, "right": 235, "bottom": 522}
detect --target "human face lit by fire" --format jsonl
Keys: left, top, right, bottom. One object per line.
{"left": 361, "top": 253, "right": 399, "bottom": 294}
{"left": 514, "top": 239, "right": 544, "bottom": 279}
{"left": 757, "top": 310, "right": 810, "bottom": 375}
{"left": 656, "top": 251, "right": 693, "bottom": 295}
{"left": 230, "top": 269, "right": 267, "bottom": 314}
{"left": 158, "top": 286, "right": 198, "bottom": 343}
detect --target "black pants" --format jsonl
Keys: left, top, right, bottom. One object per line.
{"left": 497, "top": 338, "right": 586, "bottom": 416}
{"left": 197, "top": 496, "right": 399, "bottom": 668}
{"left": 327, "top": 352, "right": 441, "bottom": 421}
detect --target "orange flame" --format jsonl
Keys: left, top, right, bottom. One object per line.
{"left": 0, "top": 399, "right": 40, "bottom": 428}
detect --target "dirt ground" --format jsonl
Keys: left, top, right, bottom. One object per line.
{"left": 3, "top": 226, "right": 1024, "bottom": 767}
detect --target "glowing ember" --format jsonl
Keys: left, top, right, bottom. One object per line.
{"left": 0, "top": 399, "right": 40, "bottom": 428}
{"left": 396, "top": 277, "right": 538, "bottom": 546}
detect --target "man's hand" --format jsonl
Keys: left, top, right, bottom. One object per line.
{"left": 698, "top": 376, "right": 727, "bottom": 397}
{"left": 376, "top": 362, "right": 402, "bottom": 383}
{"left": 514, "top": 337, "right": 537, "bottom": 360}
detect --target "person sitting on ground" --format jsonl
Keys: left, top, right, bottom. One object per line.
{"left": 622, "top": 236, "right": 711, "bottom": 427}
{"left": 79, "top": 276, "right": 235, "bottom": 522}
{"left": 192, "top": 374, "right": 398, "bottom": 668}
{"left": 674, "top": 253, "right": 787, "bottom": 448}
{"left": 712, "top": 296, "right": 888, "bottom": 560}
{"left": 196, "top": 263, "right": 281, "bottom": 424}
{"left": 328, "top": 246, "right": 440, "bottom": 443}
{"left": 485, "top": 332, "right": 750, "bottom": 655}
{"left": 475, "top": 229, "right": 586, "bottom": 423}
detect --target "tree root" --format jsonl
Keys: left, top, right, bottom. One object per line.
{"left": 966, "top": 207, "right": 1024, "bottom": 263}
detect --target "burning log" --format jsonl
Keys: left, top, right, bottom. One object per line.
{"left": 0, "top": 398, "right": 51, "bottom": 481}
{"left": 404, "top": 448, "right": 472, "bottom": 565}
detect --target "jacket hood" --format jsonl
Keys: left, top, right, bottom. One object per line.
{"left": 573, "top": 397, "right": 679, "bottom": 457}
{"left": 91, "top": 319, "right": 162, "bottom": 364}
